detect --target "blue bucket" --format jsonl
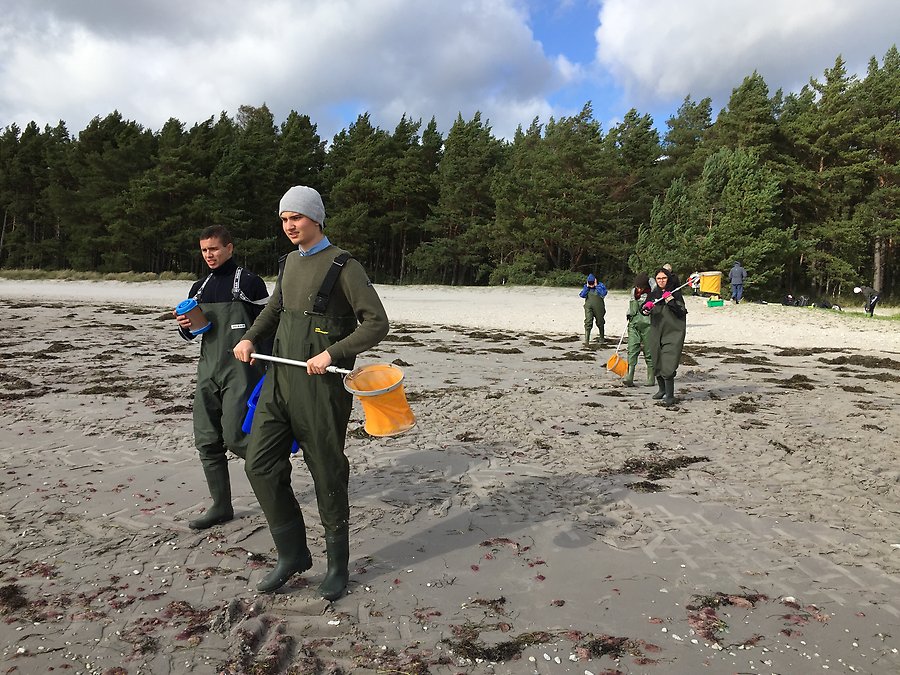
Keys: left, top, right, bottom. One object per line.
{"left": 242, "top": 375, "right": 299, "bottom": 453}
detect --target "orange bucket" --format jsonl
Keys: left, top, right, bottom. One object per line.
{"left": 343, "top": 364, "right": 416, "bottom": 437}
{"left": 606, "top": 353, "right": 628, "bottom": 377}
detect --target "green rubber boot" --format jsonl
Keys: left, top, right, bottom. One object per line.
{"left": 188, "top": 463, "right": 233, "bottom": 530}
{"left": 663, "top": 377, "right": 676, "bottom": 406}
{"left": 318, "top": 529, "right": 350, "bottom": 601}
{"left": 257, "top": 520, "right": 313, "bottom": 593}
{"left": 645, "top": 369, "right": 656, "bottom": 386}
{"left": 651, "top": 376, "right": 666, "bottom": 400}
{"left": 622, "top": 361, "right": 635, "bottom": 386}
{"left": 584, "top": 330, "right": 591, "bottom": 346}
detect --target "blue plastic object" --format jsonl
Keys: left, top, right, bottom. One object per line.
{"left": 242, "top": 375, "right": 300, "bottom": 454}
{"left": 175, "top": 298, "right": 198, "bottom": 315}
{"left": 175, "top": 298, "right": 212, "bottom": 336}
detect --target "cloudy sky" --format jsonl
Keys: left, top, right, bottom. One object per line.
{"left": 1, "top": 0, "right": 897, "bottom": 141}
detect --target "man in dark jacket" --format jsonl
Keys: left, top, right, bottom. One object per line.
{"left": 173, "top": 225, "right": 268, "bottom": 530}
{"left": 729, "top": 261, "right": 748, "bottom": 304}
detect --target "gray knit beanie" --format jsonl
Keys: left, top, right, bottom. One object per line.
{"left": 279, "top": 186, "right": 326, "bottom": 226}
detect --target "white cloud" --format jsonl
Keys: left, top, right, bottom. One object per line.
{"left": 595, "top": 0, "right": 900, "bottom": 113}
{"left": 0, "top": 0, "right": 574, "bottom": 139}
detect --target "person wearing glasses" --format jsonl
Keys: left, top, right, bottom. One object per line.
{"left": 640, "top": 267, "right": 687, "bottom": 406}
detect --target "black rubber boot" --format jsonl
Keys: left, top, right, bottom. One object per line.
{"left": 318, "top": 529, "right": 350, "bottom": 601}
{"left": 188, "top": 463, "right": 234, "bottom": 530}
{"left": 257, "top": 520, "right": 313, "bottom": 593}
{"left": 651, "top": 376, "right": 666, "bottom": 400}
{"left": 663, "top": 377, "right": 676, "bottom": 406}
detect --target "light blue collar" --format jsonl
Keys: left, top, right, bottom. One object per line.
{"left": 298, "top": 236, "right": 331, "bottom": 256}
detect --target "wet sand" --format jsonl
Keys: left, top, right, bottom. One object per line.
{"left": 1, "top": 280, "right": 899, "bottom": 674}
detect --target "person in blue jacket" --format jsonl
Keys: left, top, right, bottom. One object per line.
{"left": 579, "top": 273, "right": 607, "bottom": 345}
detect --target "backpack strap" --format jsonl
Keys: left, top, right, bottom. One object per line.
{"left": 231, "top": 267, "right": 268, "bottom": 306}
{"left": 308, "top": 252, "right": 351, "bottom": 315}
{"left": 191, "top": 273, "right": 214, "bottom": 302}
{"left": 274, "top": 253, "right": 290, "bottom": 313}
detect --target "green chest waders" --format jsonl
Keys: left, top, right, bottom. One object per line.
{"left": 246, "top": 307, "right": 358, "bottom": 596}
{"left": 648, "top": 306, "right": 686, "bottom": 405}
{"left": 193, "top": 300, "right": 266, "bottom": 461}
{"left": 584, "top": 292, "right": 606, "bottom": 342}
{"left": 188, "top": 299, "right": 264, "bottom": 529}
{"left": 246, "top": 308, "right": 358, "bottom": 530}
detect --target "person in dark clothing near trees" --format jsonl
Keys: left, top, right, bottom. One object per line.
{"left": 641, "top": 267, "right": 688, "bottom": 406}
{"left": 729, "top": 261, "right": 748, "bottom": 304}
{"left": 173, "top": 225, "right": 269, "bottom": 530}
{"left": 854, "top": 285, "right": 881, "bottom": 317}
{"left": 234, "top": 186, "right": 389, "bottom": 601}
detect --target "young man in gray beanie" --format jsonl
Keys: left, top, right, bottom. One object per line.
{"left": 233, "top": 186, "right": 389, "bottom": 600}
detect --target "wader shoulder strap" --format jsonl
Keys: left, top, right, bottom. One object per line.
{"left": 192, "top": 273, "right": 214, "bottom": 302}
{"left": 310, "top": 252, "right": 352, "bottom": 315}
{"left": 232, "top": 267, "right": 268, "bottom": 306}
{"left": 275, "top": 254, "right": 290, "bottom": 313}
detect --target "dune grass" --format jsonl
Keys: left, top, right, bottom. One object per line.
{"left": 0, "top": 268, "right": 195, "bottom": 282}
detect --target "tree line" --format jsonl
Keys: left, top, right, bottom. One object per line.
{"left": 1, "top": 47, "right": 897, "bottom": 300}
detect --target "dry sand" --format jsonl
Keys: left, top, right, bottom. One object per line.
{"left": 1, "top": 279, "right": 899, "bottom": 674}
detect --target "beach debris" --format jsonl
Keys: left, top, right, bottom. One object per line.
{"left": 780, "top": 596, "right": 830, "bottom": 624}
{"left": 764, "top": 374, "right": 816, "bottom": 390}
{"left": 480, "top": 537, "right": 521, "bottom": 552}
{"left": 413, "top": 606, "right": 442, "bottom": 624}
{"left": 0, "top": 584, "right": 29, "bottom": 614}
{"left": 768, "top": 439, "right": 795, "bottom": 454}
{"left": 577, "top": 634, "right": 660, "bottom": 664}
{"left": 625, "top": 480, "right": 668, "bottom": 493}
{"left": 351, "top": 642, "right": 441, "bottom": 673}
{"left": 469, "top": 596, "right": 507, "bottom": 614}
{"left": 729, "top": 395, "right": 761, "bottom": 414}
{"left": 619, "top": 455, "right": 710, "bottom": 481}
{"left": 818, "top": 354, "right": 900, "bottom": 370}
{"left": 444, "top": 629, "right": 553, "bottom": 663}
{"left": 685, "top": 591, "right": 769, "bottom": 644}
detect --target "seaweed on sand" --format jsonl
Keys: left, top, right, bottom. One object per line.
{"left": 626, "top": 481, "right": 668, "bottom": 493}
{"left": 0, "top": 584, "right": 29, "bottom": 614}
{"left": 819, "top": 354, "right": 899, "bottom": 370}
{"left": 685, "top": 591, "right": 769, "bottom": 644}
{"left": 764, "top": 374, "right": 815, "bottom": 390}
{"left": 619, "top": 455, "right": 710, "bottom": 481}
{"left": 443, "top": 629, "right": 553, "bottom": 662}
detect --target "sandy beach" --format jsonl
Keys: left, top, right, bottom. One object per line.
{"left": 1, "top": 279, "right": 899, "bottom": 674}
